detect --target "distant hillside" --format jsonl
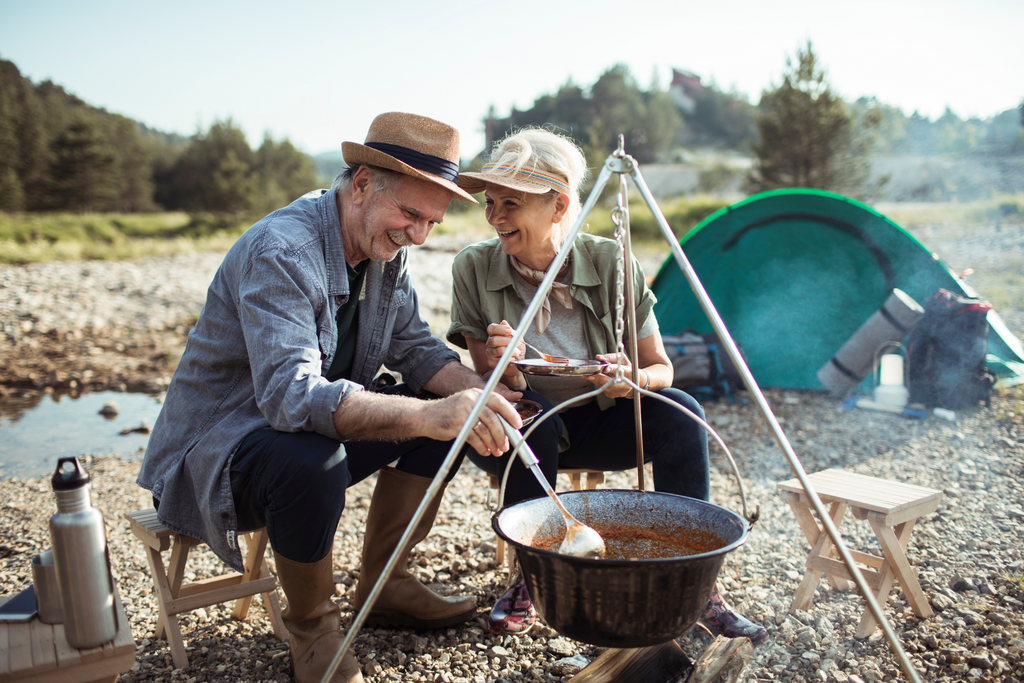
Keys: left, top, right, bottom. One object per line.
{"left": 1, "top": 57, "right": 189, "bottom": 211}
{"left": 1, "top": 57, "right": 316, "bottom": 214}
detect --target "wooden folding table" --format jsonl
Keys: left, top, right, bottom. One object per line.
{"left": 0, "top": 587, "right": 134, "bottom": 683}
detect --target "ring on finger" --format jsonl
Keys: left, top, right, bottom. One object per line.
{"left": 474, "top": 421, "right": 485, "bottom": 433}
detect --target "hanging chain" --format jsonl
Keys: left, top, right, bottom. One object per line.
{"left": 609, "top": 187, "right": 628, "bottom": 383}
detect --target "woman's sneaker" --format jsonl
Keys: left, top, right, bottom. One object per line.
{"left": 488, "top": 575, "right": 536, "bottom": 635}
{"left": 699, "top": 584, "right": 767, "bottom": 645}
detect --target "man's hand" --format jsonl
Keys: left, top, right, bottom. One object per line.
{"left": 331, "top": 385, "right": 523, "bottom": 454}
{"left": 415, "top": 387, "right": 523, "bottom": 456}
{"left": 331, "top": 360, "right": 524, "bottom": 454}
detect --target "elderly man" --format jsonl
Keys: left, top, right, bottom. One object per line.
{"left": 138, "top": 113, "right": 522, "bottom": 683}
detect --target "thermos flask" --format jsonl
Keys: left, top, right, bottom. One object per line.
{"left": 49, "top": 457, "right": 117, "bottom": 648}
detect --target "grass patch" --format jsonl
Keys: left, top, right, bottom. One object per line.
{"left": 967, "top": 268, "right": 1024, "bottom": 315}
{"left": 0, "top": 212, "right": 253, "bottom": 264}
{"left": 586, "top": 195, "right": 730, "bottom": 245}
{"left": 1001, "top": 570, "right": 1024, "bottom": 593}
{"left": 878, "top": 194, "right": 1024, "bottom": 228}
{"left": 3, "top": 194, "right": 1018, "bottom": 265}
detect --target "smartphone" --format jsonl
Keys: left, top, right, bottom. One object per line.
{"left": 0, "top": 585, "right": 38, "bottom": 622}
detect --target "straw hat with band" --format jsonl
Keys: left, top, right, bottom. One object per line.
{"left": 459, "top": 163, "right": 571, "bottom": 197}
{"left": 342, "top": 112, "right": 477, "bottom": 204}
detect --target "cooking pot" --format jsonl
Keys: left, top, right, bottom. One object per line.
{"left": 492, "top": 489, "right": 749, "bottom": 647}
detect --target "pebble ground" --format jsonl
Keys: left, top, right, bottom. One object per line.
{"left": 1, "top": 219, "right": 1022, "bottom": 682}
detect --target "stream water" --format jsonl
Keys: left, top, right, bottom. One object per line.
{"left": 0, "top": 391, "right": 163, "bottom": 480}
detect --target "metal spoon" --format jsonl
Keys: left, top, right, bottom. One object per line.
{"left": 522, "top": 341, "right": 569, "bottom": 365}
{"left": 498, "top": 418, "right": 606, "bottom": 559}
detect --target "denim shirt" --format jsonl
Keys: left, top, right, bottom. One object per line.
{"left": 137, "top": 187, "right": 459, "bottom": 571}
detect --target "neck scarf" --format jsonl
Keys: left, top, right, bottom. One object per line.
{"left": 509, "top": 255, "right": 573, "bottom": 335}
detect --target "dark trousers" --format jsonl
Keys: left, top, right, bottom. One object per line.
{"left": 227, "top": 384, "right": 466, "bottom": 563}
{"left": 469, "top": 388, "right": 710, "bottom": 507}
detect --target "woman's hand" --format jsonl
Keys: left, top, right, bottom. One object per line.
{"left": 464, "top": 322, "right": 528, "bottom": 392}
{"left": 484, "top": 320, "right": 526, "bottom": 369}
{"left": 587, "top": 352, "right": 644, "bottom": 399}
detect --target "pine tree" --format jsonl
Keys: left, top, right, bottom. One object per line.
{"left": 254, "top": 135, "right": 318, "bottom": 214}
{"left": 47, "top": 116, "right": 120, "bottom": 212}
{"left": 0, "top": 59, "right": 48, "bottom": 210}
{"left": 210, "top": 149, "right": 259, "bottom": 215}
{"left": 748, "top": 42, "right": 875, "bottom": 196}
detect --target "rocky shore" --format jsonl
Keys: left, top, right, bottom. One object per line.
{"left": 1, "top": 222, "right": 1023, "bottom": 683}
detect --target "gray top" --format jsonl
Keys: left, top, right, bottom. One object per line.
{"left": 512, "top": 269, "right": 658, "bottom": 408}
{"left": 137, "top": 187, "right": 459, "bottom": 571}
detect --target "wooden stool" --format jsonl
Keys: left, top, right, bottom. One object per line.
{"left": 125, "top": 509, "right": 287, "bottom": 669}
{"left": 488, "top": 469, "right": 605, "bottom": 565}
{"left": 776, "top": 469, "right": 943, "bottom": 638}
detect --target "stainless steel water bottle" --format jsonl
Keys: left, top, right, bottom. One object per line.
{"left": 49, "top": 457, "right": 117, "bottom": 648}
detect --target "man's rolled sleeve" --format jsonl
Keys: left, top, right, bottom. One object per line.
{"left": 309, "top": 378, "right": 361, "bottom": 440}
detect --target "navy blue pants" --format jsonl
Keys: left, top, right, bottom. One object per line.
{"left": 468, "top": 388, "right": 710, "bottom": 507}
{"left": 227, "top": 385, "right": 466, "bottom": 563}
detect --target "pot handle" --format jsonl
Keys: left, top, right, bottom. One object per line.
{"left": 631, "top": 386, "right": 759, "bottom": 528}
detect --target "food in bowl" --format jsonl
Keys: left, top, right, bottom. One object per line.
{"left": 513, "top": 400, "right": 541, "bottom": 421}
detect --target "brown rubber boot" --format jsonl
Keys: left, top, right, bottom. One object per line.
{"left": 353, "top": 466, "right": 477, "bottom": 629}
{"left": 274, "top": 550, "right": 364, "bottom": 683}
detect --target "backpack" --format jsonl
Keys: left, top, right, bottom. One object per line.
{"left": 662, "top": 330, "right": 746, "bottom": 401}
{"left": 907, "top": 289, "right": 996, "bottom": 410}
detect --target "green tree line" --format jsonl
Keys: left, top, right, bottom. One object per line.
{"left": 0, "top": 58, "right": 316, "bottom": 215}
{"left": 859, "top": 100, "right": 1024, "bottom": 155}
{"left": 485, "top": 64, "right": 689, "bottom": 165}
{"left": 486, "top": 57, "right": 1023, "bottom": 198}
{"left": 3, "top": 54, "right": 1021, "bottom": 217}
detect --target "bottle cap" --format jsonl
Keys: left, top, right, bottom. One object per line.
{"left": 51, "top": 457, "right": 90, "bottom": 491}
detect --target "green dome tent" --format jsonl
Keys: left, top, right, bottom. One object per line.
{"left": 650, "top": 188, "right": 1024, "bottom": 391}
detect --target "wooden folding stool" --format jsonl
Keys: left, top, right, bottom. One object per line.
{"left": 776, "top": 468, "right": 943, "bottom": 637}
{"left": 125, "top": 508, "right": 287, "bottom": 669}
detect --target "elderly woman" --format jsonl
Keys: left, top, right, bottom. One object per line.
{"left": 447, "top": 128, "right": 766, "bottom": 645}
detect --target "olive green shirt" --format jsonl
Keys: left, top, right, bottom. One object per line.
{"left": 447, "top": 232, "right": 657, "bottom": 411}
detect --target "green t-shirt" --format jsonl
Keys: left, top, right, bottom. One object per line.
{"left": 325, "top": 261, "right": 367, "bottom": 382}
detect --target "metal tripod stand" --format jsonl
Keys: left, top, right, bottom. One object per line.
{"left": 322, "top": 139, "right": 923, "bottom": 683}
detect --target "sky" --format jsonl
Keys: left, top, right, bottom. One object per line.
{"left": 2, "top": 0, "right": 1022, "bottom": 160}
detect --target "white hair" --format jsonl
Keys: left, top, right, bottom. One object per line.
{"left": 331, "top": 164, "right": 405, "bottom": 196}
{"left": 484, "top": 128, "right": 589, "bottom": 244}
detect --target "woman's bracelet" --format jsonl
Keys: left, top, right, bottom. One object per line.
{"left": 628, "top": 370, "right": 651, "bottom": 398}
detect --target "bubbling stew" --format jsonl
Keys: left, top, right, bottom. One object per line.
{"left": 530, "top": 522, "right": 724, "bottom": 560}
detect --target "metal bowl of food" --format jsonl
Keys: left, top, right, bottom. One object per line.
{"left": 492, "top": 489, "right": 749, "bottom": 647}
{"left": 513, "top": 358, "right": 609, "bottom": 377}
{"left": 511, "top": 399, "right": 543, "bottom": 426}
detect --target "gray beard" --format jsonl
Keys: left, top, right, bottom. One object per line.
{"left": 386, "top": 229, "right": 413, "bottom": 247}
